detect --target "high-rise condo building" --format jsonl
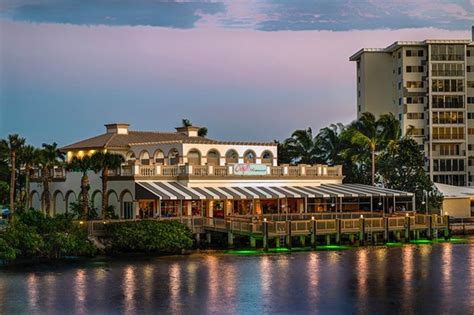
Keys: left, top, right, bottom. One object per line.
{"left": 350, "top": 29, "right": 474, "bottom": 186}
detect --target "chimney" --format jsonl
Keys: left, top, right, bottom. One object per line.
{"left": 105, "top": 123, "right": 130, "bottom": 135}
{"left": 175, "top": 126, "right": 200, "bottom": 137}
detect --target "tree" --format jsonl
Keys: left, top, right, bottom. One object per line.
{"left": 198, "top": 127, "right": 208, "bottom": 137}
{"left": 314, "top": 123, "right": 346, "bottom": 166}
{"left": 181, "top": 119, "right": 192, "bottom": 127}
{"left": 346, "top": 113, "right": 400, "bottom": 186}
{"left": 18, "top": 145, "right": 39, "bottom": 210}
{"left": 284, "top": 128, "right": 318, "bottom": 164}
{"left": 1, "top": 134, "right": 26, "bottom": 213}
{"left": 37, "top": 143, "right": 64, "bottom": 215}
{"left": 378, "top": 138, "right": 442, "bottom": 210}
{"left": 66, "top": 155, "right": 93, "bottom": 218}
{"left": 91, "top": 152, "right": 125, "bottom": 219}
{"left": 275, "top": 140, "right": 293, "bottom": 164}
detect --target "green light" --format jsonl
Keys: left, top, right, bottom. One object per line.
{"left": 226, "top": 250, "right": 261, "bottom": 255}
{"left": 317, "top": 245, "right": 352, "bottom": 251}
{"left": 385, "top": 242, "right": 402, "bottom": 247}
{"left": 410, "top": 239, "right": 432, "bottom": 244}
{"left": 268, "top": 248, "right": 290, "bottom": 253}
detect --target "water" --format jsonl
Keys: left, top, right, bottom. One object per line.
{"left": 1, "top": 241, "right": 474, "bottom": 314}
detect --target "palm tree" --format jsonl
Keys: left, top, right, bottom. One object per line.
{"left": 91, "top": 152, "right": 125, "bottom": 219}
{"left": 284, "top": 128, "right": 318, "bottom": 164}
{"left": 315, "top": 123, "right": 346, "bottom": 165}
{"left": 18, "top": 145, "right": 39, "bottom": 210}
{"left": 347, "top": 112, "right": 404, "bottom": 186}
{"left": 66, "top": 155, "right": 94, "bottom": 217}
{"left": 37, "top": 143, "right": 64, "bottom": 215}
{"left": 1, "top": 134, "right": 26, "bottom": 213}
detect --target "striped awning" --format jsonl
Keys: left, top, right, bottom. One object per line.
{"left": 135, "top": 182, "right": 413, "bottom": 200}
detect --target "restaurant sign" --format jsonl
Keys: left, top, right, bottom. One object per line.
{"left": 233, "top": 163, "right": 267, "bottom": 176}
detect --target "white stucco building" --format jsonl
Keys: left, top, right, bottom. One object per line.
{"left": 29, "top": 123, "right": 414, "bottom": 219}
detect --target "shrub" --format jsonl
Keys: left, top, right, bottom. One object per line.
{"left": 0, "top": 238, "right": 16, "bottom": 261}
{"left": 1, "top": 209, "right": 96, "bottom": 260}
{"left": 105, "top": 220, "right": 193, "bottom": 253}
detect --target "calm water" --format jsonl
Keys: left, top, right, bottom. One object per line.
{"left": 1, "top": 241, "right": 474, "bottom": 315}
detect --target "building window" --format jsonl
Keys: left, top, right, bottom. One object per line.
{"left": 418, "top": 50, "right": 424, "bottom": 57}
{"left": 468, "top": 113, "right": 474, "bottom": 120}
{"left": 398, "top": 51, "right": 401, "bottom": 58}
{"left": 407, "top": 113, "right": 424, "bottom": 119}
{"left": 410, "top": 128, "right": 424, "bottom": 136}
{"left": 187, "top": 149, "right": 201, "bottom": 165}
{"left": 406, "top": 81, "right": 423, "bottom": 88}
{"left": 168, "top": 149, "right": 180, "bottom": 165}
{"left": 225, "top": 150, "right": 239, "bottom": 164}
{"left": 398, "top": 98, "right": 402, "bottom": 105}
{"left": 207, "top": 150, "right": 220, "bottom": 166}
{"left": 468, "top": 81, "right": 474, "bottom": 89}
{"left": 406, "top": 50, "right": 412, "bottom": 57}
{"left": 154, "top": 150, "right": 164, "bottom": 164}
{"left": 243, "top": 150, "right": 256, "bottom": 163}
{"left": 406, "top": 96, "right": 424, "bottom": 104}
{"left": 432, "top": 79, "right": 464, "bottom": 92}
{"left": 398, "top": 82, "right": 401, "bottom": 90}
{"left": 358, "top": 105, "right": 361, "bottom": 112}
{"left": 468, "top": 66, "right": 472, "bottom": 73}
{"left": 432, "top": 95, "right": 464, "bottom": 108}
{"left": 468, "top": 97, "right": 474, "bottom": 104}
{"left": 261, "top": 151, "right": 273, "bottom": 165}
{"left": 398, "top": 67, "right": 401, "bottom": 75}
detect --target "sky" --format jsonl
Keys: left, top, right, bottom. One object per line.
{"left": 0, "top": 0, "right": 473, "bottom": 146}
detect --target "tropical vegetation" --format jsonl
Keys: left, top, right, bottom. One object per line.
{"left": 278, "top": 112, "right": 442, "bottom": 209}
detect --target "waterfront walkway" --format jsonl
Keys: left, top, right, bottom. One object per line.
{"left": 87, "top": 212, "right": 450, "bottom": 248}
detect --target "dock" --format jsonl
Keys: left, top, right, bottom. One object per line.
{"left": 87, "top": 212, "right": 450, "bottom": 249}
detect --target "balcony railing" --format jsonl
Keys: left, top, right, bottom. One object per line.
{"left": 31, "top": 163, "right": 343, "bottom": 180}
{"left": 129, "top": 163, "right": 343, "bottom": 178}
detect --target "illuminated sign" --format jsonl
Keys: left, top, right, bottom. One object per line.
{"left": 233, "top": 163, "right": 267, "bottom": 176}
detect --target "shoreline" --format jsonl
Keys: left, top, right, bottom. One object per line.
{"left": 1, "top": 236, "right": 470, "bottom": 268}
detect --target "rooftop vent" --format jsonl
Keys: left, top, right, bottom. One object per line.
{"left": 105, "top": 123, "right": 130, "bottom": 135}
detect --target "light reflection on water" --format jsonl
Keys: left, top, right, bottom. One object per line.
{"left": 1, "top": 241, "right": 474, "bottom": 314}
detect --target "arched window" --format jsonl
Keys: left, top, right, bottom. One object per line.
{"left": 126, "top": 151, "right": 136, "bottom": 161}
{"left": 261, "top": 151, "right": 273, "bottom": 165}
{"left": 187, "top": 149, "right": 201, "bottom": 166}
{"left": 244, "top": 150, "right": 256, "bottom": 163}
{"left": 140, "top": 150, "right": 150, "bottom": 165}
{"left": 207, "top": 149, "right": 220, "bottom": 166}
{"left": 225, "top": 149, "right": 239, "bottom": 164}
{"left": 168, "top": 149, "right": 180, "bottom": 165}
{"left": 154, "top": 149, "right": 164, "bottom": 165}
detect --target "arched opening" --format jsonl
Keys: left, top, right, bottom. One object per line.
{"left": 154, "top": 149, "right": 165, "bottom": 165}
{"left": 108, "top": 190, "right": 120, "bottom": 218}
{"left": 261, "top": 151, "right": 274, "bottom": 165}
{"left": 225, "top": 149, "right": 238, "bottom": 164}
{"left": 168, "top": 148, "right": 180, "bottom": 165}
{"left": 207, "top": 149, "right": 220, "bottom": 166}
{"left": 244, "top": 150, "right": 256, "bottom": 164}
{"left": 139, "top": 150, "right": 150, "bottom": 165}
{"left": 91, "top": 190, "right": 102, "bottom": 217}
{"left": 126, "top": 151, "right": 136, "bottom": 161}
{"left": 65, "top": 190, "right": 77, "bottom": 213}
{"left": 121, "top": 190, "right": 134, "bottom": 219}
{"left": 187, "top": 149, "right": 201, "bottom": 166}
{"left": 53, "top": 190, "right": 65, "bottom": 215}
{"left": 30, "top": 191, "right": 41, "bottom": 210}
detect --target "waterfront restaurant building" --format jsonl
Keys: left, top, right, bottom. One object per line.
{"left": 29, "top": 123, "right": 415, "bottom": 219}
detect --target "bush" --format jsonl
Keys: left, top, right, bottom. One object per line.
{"left": 105, "top": 220, "right": 193, "bottom": 253}
{"left": 0, "top": 238, "right": 16, "bottom": 261}
{"left": 0, "top": 209, "right": 96, "bottom": 261}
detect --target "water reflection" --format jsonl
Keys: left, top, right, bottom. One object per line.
{"left": 307, "top": 253, "right": 319, "bottom": 301}
{"left": 401, "top": 246, "right": 414, "bottom": 313}
{"left": 74, "top": 269, "right": 87, "bottom": 315}
{"left": 1, "top": 242, "right": 474, "bottom": 314}
{"left": 440, "top": 244, "right": 453, "bottom": 314}
{"left": 27, "top": 273, "right": 39, "bottom": 314}
{"left": 123, "top": 266, "right": 136, "bottom": 314}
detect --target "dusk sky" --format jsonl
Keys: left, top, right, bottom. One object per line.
{"left": 0, "top": 0, "right": 472, "bottom": 146}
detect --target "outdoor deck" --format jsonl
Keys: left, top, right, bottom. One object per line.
{"left": 87, "top": 212, "right": 450, "bottom": 248}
